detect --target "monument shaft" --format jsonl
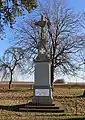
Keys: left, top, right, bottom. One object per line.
{"left": 32, "top": 15, "right": 53, "bottom": 105}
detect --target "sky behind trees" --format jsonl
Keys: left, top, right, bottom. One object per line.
{"left": 0, "top": 0, "right": 85, "bottom": 82}
{"left": 1, "top": 0, "right": 85, "bottom": 55}
{"left": 66, "top": 0, "right": 85, "bottom": 12}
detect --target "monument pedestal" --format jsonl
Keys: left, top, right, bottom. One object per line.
{"left": 32, "top": 85, "right": 53, "bottom": 105}
{"left": 32, "top": 54, "right": 53, "bottom": 105}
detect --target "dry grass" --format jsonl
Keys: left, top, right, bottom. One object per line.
{"left": 53, "top": 88, "right": 85, "bottom": 114}
{"left": 0, "top": 86, "right": 85, "bottom": 119}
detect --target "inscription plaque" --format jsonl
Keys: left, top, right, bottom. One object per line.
{"left": 35, "top": 89, "right": 49, "bottom": 96}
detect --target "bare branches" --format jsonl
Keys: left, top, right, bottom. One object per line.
{"left": 13, "top": 0, "right": 85, "bottom": 84}
{"left": 0, "top": 47, "right": 26, "bottom": 89}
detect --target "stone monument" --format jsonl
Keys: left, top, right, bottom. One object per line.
{"left": 32, "top": 15, "right": 53, "bottom": 105}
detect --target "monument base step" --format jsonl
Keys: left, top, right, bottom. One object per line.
{"left": 32, "top": 96, "right": 53, "bottom": 105}
{"left": 28, "top": 102, "right": 55, "bottom": 106}
{"left": 17, "top": 102, "right": 64, "bottom": 113}
{"left": 24, "top": 105, "right": 59, "bottom": 109}
{"left": 19, "top": 108, "right": 64, "bottom": 113}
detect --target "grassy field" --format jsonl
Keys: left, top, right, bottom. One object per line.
{"left": 0, "top": 85, "right": 85, "bottom": 120}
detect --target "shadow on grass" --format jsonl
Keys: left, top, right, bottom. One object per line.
{"left": 0, "top": 104, "right": 85, "bottom": 119}
{"left": 0, "top": 103, "right": 33, "bottom": 112}
{"left": 0, "top": 102, "right": 56, "bottom": 112}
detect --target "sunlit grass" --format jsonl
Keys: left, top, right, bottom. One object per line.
{"left": 0, "top": 86, "right": 85, "bottom": 119}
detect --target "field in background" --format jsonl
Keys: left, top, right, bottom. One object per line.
{"left": 0, "top": 82, "right": 85, "bottom": 119}
{"left": 1, "top": 81, "right": 85, "bottom": 89}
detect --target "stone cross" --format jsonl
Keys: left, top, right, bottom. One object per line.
{"left": 35, "top": 15, "right": 46, "bottom": 55}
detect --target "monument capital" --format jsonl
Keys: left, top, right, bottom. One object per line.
{"left": 34, "top": 15, "right": 46, "bottom": 27}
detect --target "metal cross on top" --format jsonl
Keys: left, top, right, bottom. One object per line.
{"left": 35, "top": 15, "right": 47, "bottom": 55}
{"left": 40, "top": 15, "right": 46, "bottom": 41}
{"left": 35, "top": 15, "right": 46, "bottom": 39}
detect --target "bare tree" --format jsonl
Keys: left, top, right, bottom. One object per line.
{"left": 14, "top": 0, "right": 85, "bottom": 86}
{"left": 0, "top": 47, "right": 26, "bottom": 89}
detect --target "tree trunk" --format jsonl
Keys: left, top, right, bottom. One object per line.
{"left": 51, "top": 65, "right": 54, "bottom": 87}
{"left": 82, "top": 90, "right": 85, "bottom": 97}
{"left": 9, "top": 71, "right": 12, "bottom": 89}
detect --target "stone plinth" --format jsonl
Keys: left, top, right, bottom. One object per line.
{"left": 32, "top": 54, "right": 53, "bottom": 105}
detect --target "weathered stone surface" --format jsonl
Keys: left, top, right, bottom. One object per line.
{"left": 32, "top": 61, "right": 53, "bottom": 105}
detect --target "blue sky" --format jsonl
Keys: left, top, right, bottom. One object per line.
{"left": 0, "top": 0, "right": 85, "bottom": 82}
{"left": 0, "top": 0, "right": 85, "bottom": 55}
{"left": 0, "top": 26, "right": 14, "bottom": 56}
{"left": 66, "top": 0, "right": 85, "bottom": 12}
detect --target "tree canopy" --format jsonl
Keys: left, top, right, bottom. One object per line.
{"left": 0, "top": 0, "right": 37, "bottom": 27}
